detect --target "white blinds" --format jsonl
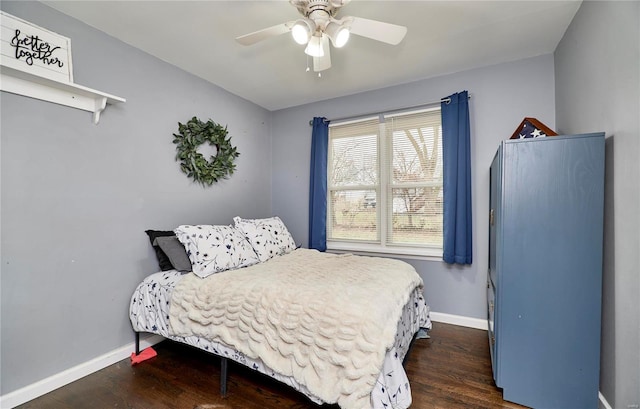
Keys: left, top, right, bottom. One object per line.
{"left": 384, "top": 110, "right": 443, "bottom": 246}
{"left": 328, "top": 118, "right": 379, "bottom": 188}
{"left": 385, "top": 109, "right": 442, "bottom": 184}
{"left": 327, "top": 109, "right": 443, "bottom": 248}
{"left": 328, "top": 118, "right": 379, "bottom": 242}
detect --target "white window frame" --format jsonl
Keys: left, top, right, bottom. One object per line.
{"left": 326, "top": 107, "right": 443, "bottom": 261}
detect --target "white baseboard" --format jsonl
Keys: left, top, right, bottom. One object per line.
{"left": 0, "top": 333, "right": 165, "bottom": 409}
{"left": 599, "top": 391, "right": 613, "bottom": 409}
{"left": 429, "top": 311, "right": 488, "bottom": 330}
{"left": 0, "top": 322, "right": 606, "bottom": 409}
{"left": 0, "top": 313, "right": 483, "bottom": 408}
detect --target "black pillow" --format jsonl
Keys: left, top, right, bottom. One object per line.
{"left": 153, "top": 236, "right": 192, "bottom": 272}
{"left": 145, "top": 230, "right": 176, "bottom": 271}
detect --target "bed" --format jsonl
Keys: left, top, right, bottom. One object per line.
{"left": 130, "top": 217, "right": 431, "bottom": 409}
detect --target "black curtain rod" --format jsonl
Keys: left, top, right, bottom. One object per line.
{"left": 308, "top": 94, "right": 471, "bottom": 126}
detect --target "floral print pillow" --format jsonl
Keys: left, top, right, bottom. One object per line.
{"left": 174, "top": 225, "right": 259, "bottom": 278}
{"left": 233, "top": 216, "right": 296, "bottom": 262}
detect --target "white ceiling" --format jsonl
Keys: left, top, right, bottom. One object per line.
{"left": 43, "top": 0, "right": 581, "bottom": 111}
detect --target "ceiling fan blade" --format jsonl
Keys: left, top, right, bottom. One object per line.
{"left": 235, "top": 22, "right": 293, "bottom": 46}
{"left": 313, "top": 35, "right": 332, "bottom": 72}
{"left": 348, "top": 17, "right": 407, "bottom": 45}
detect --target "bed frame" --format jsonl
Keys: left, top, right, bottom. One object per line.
{"left": 133, "top": 330, "right": 421, "bottom": 401}
{"left": 134, "top": 332, "right": 228, "bottom": 395}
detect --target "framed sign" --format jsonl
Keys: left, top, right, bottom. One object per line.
{"left": 1, "top": 11, "right": 73, "bottom": 83}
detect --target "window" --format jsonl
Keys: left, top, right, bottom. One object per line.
{"left": 327, "top": 107, "right": 443, "bottom": 258}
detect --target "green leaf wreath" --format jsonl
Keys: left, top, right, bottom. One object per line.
{"left": 173, "top": 117, "right": 240, "bottom": 186}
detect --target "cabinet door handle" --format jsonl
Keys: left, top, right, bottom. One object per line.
{"left": 490, "top": 209, "right": 495, "bottom": 226}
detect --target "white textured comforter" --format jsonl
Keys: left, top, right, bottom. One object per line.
{"left": 169, "top": 249, "right": 424, "bottom": 409}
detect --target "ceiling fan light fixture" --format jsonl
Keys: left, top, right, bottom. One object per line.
{"left": 291, "top": 20, "right": 312, "bottom": 45}
{"left": 236, "top": 1, "right": 409, "bottom": 73}
{"left": 325, "top": 21, "right": 350, "bottom": 48}
{"left": 304, "top": 35, "right": 324, "bottom": 57}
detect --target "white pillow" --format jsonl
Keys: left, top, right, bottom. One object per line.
{"left": 233, "top": 216, "right": 296, "bottom": 262}
{"left": 174, "top": 225, "right": 259, "bottom": 278}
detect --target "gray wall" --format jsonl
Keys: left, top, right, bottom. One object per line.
{"left": 0, "top": 2, "right": 273, "bottom": 395}
{"left": 554, "top": 1, "right": 640, "bottom": 407}
{"left": 271, "top": 54, "right": 556, "bottom": 319}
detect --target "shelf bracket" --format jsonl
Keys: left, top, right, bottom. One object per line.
{"left": 93, "top": 96, "right": 108, "bottom": 125}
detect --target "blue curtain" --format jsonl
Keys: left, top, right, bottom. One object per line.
{"left": 309, "top": 117, "right": 329, "bottom": 251}
{"left": 441, "top": 91, "right": 472, "bottom": 264}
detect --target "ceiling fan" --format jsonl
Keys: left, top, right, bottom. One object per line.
{"left": 235, "top": 0, "right": 408, "bottom": 72}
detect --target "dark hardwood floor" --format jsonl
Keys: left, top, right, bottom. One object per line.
{"left": 17, "top": 323, "right": 527, "bottom": 409}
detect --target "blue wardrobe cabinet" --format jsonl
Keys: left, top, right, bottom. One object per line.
{"left": 488, "top": 133, "right": 605, "bottom": 408}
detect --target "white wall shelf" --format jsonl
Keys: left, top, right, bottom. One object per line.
{"left": 1, "top": 65, "right": 125, "bottom": 124}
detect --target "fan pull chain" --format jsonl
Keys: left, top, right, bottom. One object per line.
{"left": 304, "top": 55, "right": 321, "bottom": 77}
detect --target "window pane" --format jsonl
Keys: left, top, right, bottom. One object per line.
{"left": 389, "top": 111, "right": 442, "bottom": 185}
{"left": 390, "top": 186, "right": 443, "bottom": 246}
{"left": 329, "top": 133, "right": 378, "bottom": 188}
{"left": 329, "top": 189, "right": 378, "bottom": 241}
